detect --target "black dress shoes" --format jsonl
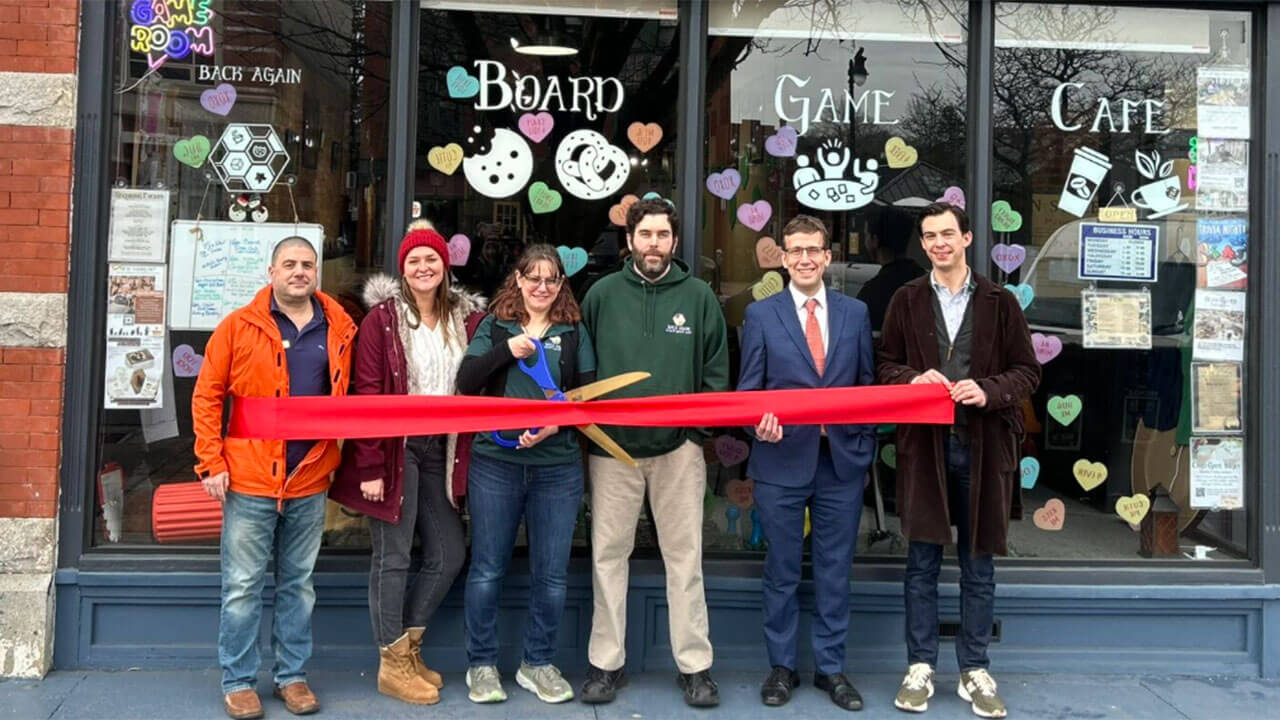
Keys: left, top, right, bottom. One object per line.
{"left": 761, "top": 666, "right": 800, "bottom": 706}
{"left": 678, "top": 669, "right": 720, "bottom": 707}
{"left": 815, "top": 672, "right": 864, "bottom": 711}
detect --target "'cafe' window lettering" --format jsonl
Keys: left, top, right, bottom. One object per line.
{"left": 774, "top": 74, "right": 899, "bottom": 136}
{"left": 1050, "top": 82, "right": 1171, "bottom": 134}
{"left": 473, "top": 60, "right": 624, "bottom": 122}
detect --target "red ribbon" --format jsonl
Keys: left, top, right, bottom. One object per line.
{"left": 228, "top": 385, "right": 953, "bottom": 440}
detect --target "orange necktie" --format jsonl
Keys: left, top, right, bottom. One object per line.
{"left": 805, "top": 298, "right": 825, "bottom": 377}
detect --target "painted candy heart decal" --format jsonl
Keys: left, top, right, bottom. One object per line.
{"left": 705, "top": 168, "right": 741, "bottom": 200}
{"left": 714, "top": 435, "right": 749, "bottom": 467}
{"left": 200, "top": 83, "right": 237, "bottom": 116}
{"left": 447, "top": 234, "right": 471, "bottom": 266}
{"left": 518, "top": 112, "right": 554, "bottom": 143}
{"left": 1032, "top": 333, "right": 1062, "bottom": 364}
{"left": 764, "top": 126, "right": 798, "bottom": 158}
{"left": 992, "top": 243, "right": 1027, "bottom": 273}
{"left": 627, "top": 122, "right": 663, "bottom": 153}
{"left": 173, "top": 135, "right": 211, "bottom": 168}
{"left": 446, "top": 65, "right": 480, "bottom": 99}
{"left": 528, "top": 181, "right": 563, "bottom": 214}
{"left": 737, "top": 200, "right": 772, "bottom": 232}
{"left": 557, "top": 245, "right": 588, "bottom": 277}
{"left": 608, "top": 194, "right": 639, "bottom": 227}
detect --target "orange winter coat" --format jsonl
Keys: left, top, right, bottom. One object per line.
{"left": 192, "top": 286, "right": 356, "bottom": 504}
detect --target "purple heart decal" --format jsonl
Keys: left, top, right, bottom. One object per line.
{"left": 200, "top": 83, "right": 237, "bottom": 116}
{"left": 764, "top": 126, "right": 798, "bottom": 158}
{"left": 992, "top": 243, "right": 1027, "bottom": 274}
{"left": 1032, "top": 333, "right": 1062, "bottom": 364}
{"left": 172, "top": 344, "right": 205, "bottom": 378}
{"left": 737, "top": 200, "right": 772, "bottom": 232}
{"left": 714, "top": 435, "right": 750, "bottom": 467}
{"left": 938, "top": 185, "right": 965, "bottom": 210}
{"left": 705, "top": 168, "right": 741, "bottom": 200}
{"left": 517, "top": 112, "right": 554, "bottom": 143}
{"left": 447, "top": 234, "right": 471, "bottom": 266}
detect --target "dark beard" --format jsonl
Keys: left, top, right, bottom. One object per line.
{"left": 636, "top": 254, "right": 671, "bottom": 280}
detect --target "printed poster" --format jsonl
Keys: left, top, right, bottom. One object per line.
{"left": 107, "top": 188, "right": 169, "bottom": 263}
{"left": 1082, "top": 288, "right": 1151, "bottom": 349}
{"left": 104, "top": 264, "right": 166, "bottom": 409}
{"left": 1196, "top": 217, "right": 1247, "bottom": 289}
{"left": 1196, "top": 139, "right": 1248, "bottom": 213}
{"left": 1196, "top": 67, "right": 1250, "bottom": 140}
{"left": 1190, "top": 362, "right": 1242, "bottom": 434}
{"left": 1192, "top": 289, "right": 1245, "bottom": 362}
{"left": 1189, "top": 436, "right": 1244, "bottom": 510}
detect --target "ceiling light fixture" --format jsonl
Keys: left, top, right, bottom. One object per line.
{"left": 511, "top": 36, "right": 578, "bottom": 57}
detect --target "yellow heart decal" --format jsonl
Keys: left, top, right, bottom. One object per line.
{"left": 751, "top": 271, "right": 784, "bottom": 301}
{"left": 1072, "top": 459, "right": 1107, "bottom": 492}
{"left": 1114, "top": 494, "right": 1151, "bottom": 525}
{"left": 427, "top": 143, "right": 463, "bottom": 175}
{"left": 884, "top": 137, "right": 918, "bottom": 169}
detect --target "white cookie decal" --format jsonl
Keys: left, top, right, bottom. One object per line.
{"left": 462, "top": 127, "right": 534, "bottom": 199}
{"left": 554, "top": 129, "right": 631, "bottom": 200}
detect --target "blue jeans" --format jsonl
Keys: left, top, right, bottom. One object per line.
{"left": 219, "top": 490, "right": 327, "bottom": 694}
{"left": 464, "top": 452, "right": 584, "bottom": 667}
{"left": 904, "top": 436, "right": 995, "bottom": 671}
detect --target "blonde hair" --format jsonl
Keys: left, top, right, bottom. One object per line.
{"left": 406, "top": 218, "right": 435, "bottom": 233}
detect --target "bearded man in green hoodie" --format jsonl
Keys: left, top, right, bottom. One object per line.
{"left": 578, "top": 198, "right": 729, "bottom": 708}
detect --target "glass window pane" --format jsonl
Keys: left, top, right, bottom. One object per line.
{"left": 703, "top": 0, "right": 968, "bottom": 557}
{"left": 992, "top": 3, "right": 1251, "bottom": 560}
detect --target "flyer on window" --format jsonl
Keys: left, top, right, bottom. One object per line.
{"left": 1196, "top": 217, "right": 1247, "bottom": 289}
{"left": 1189, "top": 436, "right": 1244, "bottom": 510}
{"left": 1190, "top": 362, "right": 1243, "bottom": 434}
{"left": 1081, "top": 288, "right": 1151, "bottom": 349}
{"left": 1192, "top": 289, "right": 1246, "bottom": 362}
{"left": 108, "top": 188, "right": 170, "bottom": 263}
{"left": 1196, "top": 67, "right": 1251, "bottom": 140}
{"left": 104, "top": 264, "right": 166, "bottom": 409}
{"left": 1195, "top": 139, "right": 1249, "bottom": 213}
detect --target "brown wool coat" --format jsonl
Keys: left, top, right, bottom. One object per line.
{"left": 876, "top": 272, "right": 1041, "bottom": 556}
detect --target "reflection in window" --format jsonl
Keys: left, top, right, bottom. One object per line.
{"left": 703, "top": 0, "right": 967, "bottom": 557}
{"left": 992, "top": 4, "right": 1251, "bottom": 560}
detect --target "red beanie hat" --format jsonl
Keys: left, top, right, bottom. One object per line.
{"left": 398, "top": 229, "right": 450, "bottom": 274}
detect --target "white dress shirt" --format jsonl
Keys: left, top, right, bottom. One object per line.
{"left": 789, "top": 282, "right": 829, "bottom": 352}
{"left": 929, "top": 268, "right": 973, "bottom": 343}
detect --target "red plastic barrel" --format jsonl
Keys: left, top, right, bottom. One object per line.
{"left": 151, "top": 482, "right": 223, "bottom": 543}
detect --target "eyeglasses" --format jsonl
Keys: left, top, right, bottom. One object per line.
{"left": 784, "top": 246, "right": 827, "bottom": 260}
{"left": 520, "top": 273, "right": 563, "bottom": 289}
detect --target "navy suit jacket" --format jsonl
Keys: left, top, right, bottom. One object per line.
{"left": 737, "top": 288, "right": 876, "bottom": 487}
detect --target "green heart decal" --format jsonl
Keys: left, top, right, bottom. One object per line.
{"left": 991, "top": 200, "right": 1023, "bottom": 233}
{"left": 528, "top": 181, "right": 563, "bottom": 214}
{"left": 173, "top": 135, "right": 211, "bottom": 168}
{"left": 1047, "top": 394, "right": 1082, "bottom": 426}
{"left": 880, "top": 443, "right": 897, "bottom": 469}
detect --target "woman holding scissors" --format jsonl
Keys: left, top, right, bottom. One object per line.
{"left": 331, "top": 222, "right": 485, "bottom": 706}
{"left": 455, "top": 244, "right": 596, "bottom": 705}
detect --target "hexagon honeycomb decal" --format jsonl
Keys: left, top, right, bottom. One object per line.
{"left": 209, "top": 124, "right": 290, "bottom": 193}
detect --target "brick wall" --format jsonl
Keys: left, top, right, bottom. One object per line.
{"left": 0, "top": 0, "right": 77, "bottom": 679}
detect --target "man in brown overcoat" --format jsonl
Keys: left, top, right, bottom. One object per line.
{"left": 876, "top": 202, "right": 1040, "bottom": 719}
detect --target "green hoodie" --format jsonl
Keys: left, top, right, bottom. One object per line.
{"left": 581, "top": 258, "right": 729, "bottom": 458}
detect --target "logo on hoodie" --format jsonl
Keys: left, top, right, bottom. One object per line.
{"left": 666, "top": 312, "right": 692, "bottom": 335}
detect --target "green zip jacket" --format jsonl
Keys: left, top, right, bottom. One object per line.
{"left": 581, "top": 258, "right": 729, "bottom": 458}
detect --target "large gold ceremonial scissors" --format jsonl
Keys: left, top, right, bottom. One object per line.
{"left": 490, "top": 338, "right": 649, "bottom": 466}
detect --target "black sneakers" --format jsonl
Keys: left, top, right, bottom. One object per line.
{"left": 678, "top": 669, "right": 721, "bottom": 707}
{"left": 580, "top": 665, "right": 627, "bottom": 704}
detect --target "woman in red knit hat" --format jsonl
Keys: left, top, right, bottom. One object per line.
{"left": 331, "top": 221, "right": 485, "bottom": 705}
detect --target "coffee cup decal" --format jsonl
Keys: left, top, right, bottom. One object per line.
{"left": 1129, "top": 148, "right": 1186, "bottom": 219}
{"left": 1057, "top": 146, "right": 1111, "bottom": 218}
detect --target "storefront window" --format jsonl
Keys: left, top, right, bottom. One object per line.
{"left": 991, "top": 4, "right": 1252, "bottom": 560}
{"left": 701, "top": 0, "right": 968, "bottom": 556}
{"left": 96, "top": 0, "right": 391, "bottom": 546}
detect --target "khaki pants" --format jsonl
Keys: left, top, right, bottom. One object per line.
{"left": 587, "top": 440, "right": 713, "bottom": 674}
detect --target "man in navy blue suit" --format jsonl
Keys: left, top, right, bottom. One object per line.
{"left": 737, "top": 214, "right": 876, "bottom": 711}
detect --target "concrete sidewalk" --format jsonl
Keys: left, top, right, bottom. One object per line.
{"left": 2, "top": 669, "right": 1277, "bottom": 719}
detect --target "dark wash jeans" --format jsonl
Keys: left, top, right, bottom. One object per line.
{"left": 904, "top": 434, "right": 996, "bottom": 671}
{"left": 367, "top": 435, "right": 466, "bottom": 647}
{"left": 464, "top": 451, "right": 584, "bottom": 667}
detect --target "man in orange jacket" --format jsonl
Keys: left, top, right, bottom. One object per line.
{"left": 192, "top": 237, "right": 355, "bottom": 720}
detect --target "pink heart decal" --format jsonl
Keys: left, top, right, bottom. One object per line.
{"left": 172, "top": 344, "right": 205, "bottom": 378}
{"left": 992, "top": 243, "right": 1027, "bottom": 274}
{"left": 200, "top": 83, "right": 237, "bottom": 116}
{"left": 447, "top": 234, "right": 471, "bottom": 267}
{"left": 1032, "top": 333, "right": 1062, "bottom": 364}
{"left": 517, "top": 112, "right": 554, "bottom": 143}
{"left": 937, "top": 185, "right": 966, "bottom": 210}
{"left": 705, "top": 168, "right": 741, "bottom": 200}
{"left": 714, "top": 435, "right": 750, "bottom": 467}
{"left": 764, "top": 126, "right": 798, "bottom": 158}
{"left": 737, "top": 200, "right": 772, "bottom": 232}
